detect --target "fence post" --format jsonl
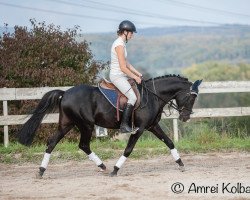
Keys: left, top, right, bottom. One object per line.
{"left": 3, "top": 100, "right": 9, "bottom": 147}
{"left": 173, "top": 119, "right": 179, "bottom": 142}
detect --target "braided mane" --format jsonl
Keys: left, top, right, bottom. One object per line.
{"left": 145, "top": 74, "right": 189, "bottom": 82}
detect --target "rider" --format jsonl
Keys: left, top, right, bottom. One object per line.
{"left": 109, "top": 20, "right": 142, "bottom": 133}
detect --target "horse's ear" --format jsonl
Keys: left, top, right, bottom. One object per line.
{"left": 191, "top": 79, "right": 203, "bottom": 95}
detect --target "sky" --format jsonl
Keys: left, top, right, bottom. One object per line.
{"left": 1, "top": 0, "right": 250, "bottom": 33}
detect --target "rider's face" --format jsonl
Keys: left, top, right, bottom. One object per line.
{"left": 124, "top": 31, "right": 134, "bottom": 40}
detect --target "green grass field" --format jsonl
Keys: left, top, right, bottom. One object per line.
{"left": 0, "top": 133, "right": 249, "bottom": 164}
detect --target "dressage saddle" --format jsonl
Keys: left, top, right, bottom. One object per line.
{"left": 98, "top": 78, "right": 140, "bottom": 121}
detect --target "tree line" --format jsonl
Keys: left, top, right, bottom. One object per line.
{"left": 82, "top": 25, "right": 250, "bottom": 76}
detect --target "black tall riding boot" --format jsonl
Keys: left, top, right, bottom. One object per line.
{"left": 120, "top": 103, "right": 136, "bottom": 133}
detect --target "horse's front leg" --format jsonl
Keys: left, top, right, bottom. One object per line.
{"left": 148, "top": 123, "right": 185, "bottom": 171}
{"left": 110, "top": 130, "right": 143, "bottom": 177}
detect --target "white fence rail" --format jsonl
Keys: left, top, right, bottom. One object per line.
{"left": 1, "top": 81, "right": 250, "bottom": 147}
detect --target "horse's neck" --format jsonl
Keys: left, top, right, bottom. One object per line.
{"left": 152, "top": 79, "right": 188, "bottom": 102}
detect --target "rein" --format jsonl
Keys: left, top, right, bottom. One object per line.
{"left": 141, "top": 80, "right": 171, "bottom": 105}
{"left": 140, "top": 79, "right": 193, "bottom": 115}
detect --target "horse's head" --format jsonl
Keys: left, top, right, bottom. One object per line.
{"left": 142, "top": 75, "right": 202, "bottom": 122}
{"left": 175, "top": 80, "right": 202, "bottom": 122}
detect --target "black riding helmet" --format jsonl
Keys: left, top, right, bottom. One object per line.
{"left": 118, "top": 20, "right": 137, "bottom": 33}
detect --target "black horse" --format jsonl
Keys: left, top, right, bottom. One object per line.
{"left": 18, "top": 75, "right": 202, "bottom": 177}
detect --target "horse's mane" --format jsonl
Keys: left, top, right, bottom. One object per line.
{"left": 145, "top": 74, "right": 189, "bottom": 82}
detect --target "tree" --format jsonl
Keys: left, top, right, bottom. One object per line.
{"left": 182, "top": 61, "right": 250, "bottom": 81}
{"left": 0, "top": 19, "right": 105, "bottom": 88}
{"left": 0, "top": 19, "right": 106, "bottom": 143}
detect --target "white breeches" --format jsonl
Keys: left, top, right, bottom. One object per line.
{"left": 110, "top": 75, "right": 137, "bottom": 106}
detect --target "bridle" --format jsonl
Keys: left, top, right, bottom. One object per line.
{"left": 141, "top": 79, "right": 196, "bottom": 117}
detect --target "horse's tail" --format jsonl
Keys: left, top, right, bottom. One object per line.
{"left": 18, "top": 90, "right": 65, "bottom": 146}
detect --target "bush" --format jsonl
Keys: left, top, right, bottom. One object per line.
{"left": 0, "top": 19, "right": 106, "bottom": 143}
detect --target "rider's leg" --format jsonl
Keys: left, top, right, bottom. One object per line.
{"left": 120, "top": 102, "right": 135, "bottom": 133}
{"left": 110, "top": 76, "right": 138, "bottom": 133}
{"left": 120, "top": 89, "right": 137, "bottom": 132}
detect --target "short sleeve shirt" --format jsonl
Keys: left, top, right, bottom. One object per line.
{"left": 110, "top": 37, "right": 127, "bottom": 77}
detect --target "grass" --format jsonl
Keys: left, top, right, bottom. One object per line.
{"left": 0, "top": 134, "right": 249, "bottom": 164}
{"left": 177, "top": 137, "right": 250, "bottom": 153}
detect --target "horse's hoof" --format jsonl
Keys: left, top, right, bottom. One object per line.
{"left": 99, "top": 168, "right": 105, "bottom": 172}
{"left": 98, "top": 169, "right": 110, "bottom": 175}
{"left": 35, "top": 172, "right": 43, "bottom": 179}
{"left": 179, "top": 166, "right": 185, "bottom": 172}
{"left": 109, "top": 171, "right": 117, "bottom": 177}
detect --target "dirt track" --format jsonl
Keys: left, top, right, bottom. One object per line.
{"left": 0, "top": 152, "right": 250, "bottom": 200}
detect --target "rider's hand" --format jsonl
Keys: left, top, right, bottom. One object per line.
{"left": 135, "top": 76, "right": 142, "bottom": 84}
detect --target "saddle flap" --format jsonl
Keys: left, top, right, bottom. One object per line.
{"left": 98, "top": 78, "right": 141, "bottom": 120}
{"left": 118, "top": 80, "right": 140, "bottom": 110}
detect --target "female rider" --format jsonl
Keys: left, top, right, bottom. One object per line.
{"left": 109, "top": 20, "right": 142, "bottom": 133}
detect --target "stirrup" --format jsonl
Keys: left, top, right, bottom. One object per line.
{"left": 131, "top": 127, "right": 139, "bottom": 134}
{"left": 120, "top": 126, "right": 139, "bottom": 134}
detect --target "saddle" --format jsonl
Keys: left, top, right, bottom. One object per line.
{"left": 98, "top": 78, "right": 140, "bottom": 121}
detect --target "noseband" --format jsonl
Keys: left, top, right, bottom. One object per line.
{"left": 141, "top": 79, "right": 195, "bottom": 116}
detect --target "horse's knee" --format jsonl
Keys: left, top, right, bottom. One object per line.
{"left": 124, "top": 132, "right": 142, "bottom": 157}
{"left": 123, "top": 143, "right": 136, "bottom": 157}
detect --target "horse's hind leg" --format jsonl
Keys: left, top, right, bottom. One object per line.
{"left": 37, "top": 122, "right": 73, "bottom": 178}
{"left": 149, "top": 123, "right": 185, "bottom": 172}
{"left": 78, "top": 125, "right": 106, "bottom": 172}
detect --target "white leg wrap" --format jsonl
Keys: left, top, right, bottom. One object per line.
{"left": 41, "top": 153, "right": 51, "bottom": 169}
{"left": 88, "top": 152, "right": 102, "bottom": 166}
{"left": 115, "top": 155, "right": 127, "bottom": 169}
{"left": 171, "top": 148, "right": 180, "bottom": 161}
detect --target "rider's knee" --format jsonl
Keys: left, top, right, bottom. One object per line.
{"left": 127, "top": 91, "right": 137, "bottom": 106}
